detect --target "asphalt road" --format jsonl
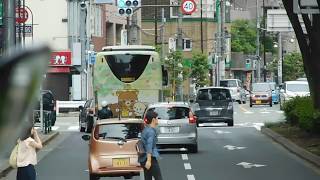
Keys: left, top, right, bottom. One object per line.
{"left": 2, "top": 103, "right": 320, "bottom": 180}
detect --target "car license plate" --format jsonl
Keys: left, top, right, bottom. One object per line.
{"left": 112, "top": 158, "right": 130, "bottom": 167}
{"left": 160, "top": 127, "right": 179, "bottom": 134}
{"left": 210, "top": 111, "right": 219, "bottom": 116}
{"left": 256, "top": 100, "right": 261, "bottom": 104}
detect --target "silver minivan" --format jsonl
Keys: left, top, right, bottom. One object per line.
{"left": 144, "top": 102, "right": 198, "bottom": 153}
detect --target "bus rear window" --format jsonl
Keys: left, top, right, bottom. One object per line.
{"left": 105, "top": 54, "right": 151, "bottom": 83}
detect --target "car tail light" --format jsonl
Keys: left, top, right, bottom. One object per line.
{"left": 189, "top": 111, "right": 197, "bottom": 124}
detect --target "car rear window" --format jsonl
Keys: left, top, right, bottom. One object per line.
{"left": 94, "top": 123, "right": 143, "bottom": 140}
{"left": 147, "top": 107, "right": 190, "bottom": 120}
{"left": 197, "top": 88, "right": 231, "bottom": 101}
{"left": 220, "top": 80, "right": 237, "bottom": 87}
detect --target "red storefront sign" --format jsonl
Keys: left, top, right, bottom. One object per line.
{"left": 50, "top": 51, "right": 72, "bottom": 66}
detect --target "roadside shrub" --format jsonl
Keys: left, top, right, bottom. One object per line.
{"left": 283, "top": 96, "right": 320, "bottom": 133}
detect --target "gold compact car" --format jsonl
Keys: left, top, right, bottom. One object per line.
{"left": 82, "top": 119, "right": 144, "bottom": 180}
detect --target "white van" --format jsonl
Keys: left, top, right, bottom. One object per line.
{"left": 220, "top": 79, "right": 246, "bottom": 104}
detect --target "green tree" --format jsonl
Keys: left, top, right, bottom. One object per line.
{"left": 231, "top": 19, "right": 275, "bottom": 54}
{"left": 283, "top": 53, "right": 304, "bottom": 81}
{"left": 267, "top": 52, "right": 304, "bottom": 81}
{"left": 231, "top": 20, "right": 257, "bottom": 54}
{"left": 190, "top": 52, "right": 210, "bottom": 87}
{"left": 165, "top": 51, "right": 190, "bottom": 97}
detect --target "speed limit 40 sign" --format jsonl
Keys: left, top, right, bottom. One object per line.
{"left": 181, "top": 0, "right": 197, "bottom": 15}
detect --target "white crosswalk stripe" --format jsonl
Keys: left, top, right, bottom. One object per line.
{"left": 68, "top": 126, "right": 80, "bottom": 131}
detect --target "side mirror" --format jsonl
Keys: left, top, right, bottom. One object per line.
{"left": 79, "top": 106, "right": 84, "bottom": 111}
{"left": 82, "top": 135, "right": 91, "bottom": 141}
{"left": 189, "top": 99, "right": 194, "bottom": 103}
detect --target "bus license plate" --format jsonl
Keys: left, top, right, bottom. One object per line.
{"left": 160, "top": 127, "right": 179, "bottom": 134}
{"left": 112, "top": 158, "right": 130, "bottom": 167}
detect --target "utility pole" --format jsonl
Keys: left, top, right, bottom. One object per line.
{"left": 160, "top": 8, "right": 165, "bottom": 102}
{"left": 4, "top": 0, "right": 16, "bottom": 55}
{"left": 129, "top": 10, "right": 139, "bottom": 45}
{"left": 263, "top": 0, "right": 267, "bottom": 82}
{"left": 80, "top": 2, "right": 87, "bottom": 100}
{"left": 216, "top": 0, "right": 225, "bottom": 86}
{"left": 176, "top": 2, "right": 183, "bottom": 102}
{"left": 200, "top": 0, "right": 203, "bottom": 53}
{"left": 154, "top": 0, "right": 158, "bottom": 45}
{"left": 278, "top": 32, "right": 282, "bottom": 85}
{"left": 255, "top": 0, "right": 260, "bottom": 83}
{"left": 220, "top": 0, "right": 225, "bottom": 81}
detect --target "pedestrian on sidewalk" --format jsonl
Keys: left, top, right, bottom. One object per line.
{"left": 139, "top": 110, "right": 163, "bottom": 180}
{"left": 17, "top": 124, "right": 43, "bottom": 180}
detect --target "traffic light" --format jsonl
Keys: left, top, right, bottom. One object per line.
{"left": 117, "top": 0, "right": 140, "bottom": 16}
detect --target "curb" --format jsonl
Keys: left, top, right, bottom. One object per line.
{"left": 262, "top": 127, "right": 320, "bottom": 168}
{"left": 0, "top": 131, "right": 59, "bottom": 178}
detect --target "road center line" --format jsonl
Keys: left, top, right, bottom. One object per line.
{"left": 184, "top": 163, "right": 192, "bottom": 170}
{"left": 181, "top": 154, "right": 188, "bottom": 160}
{"left": 187, "top": 174, "right": 196, "bottom": 180}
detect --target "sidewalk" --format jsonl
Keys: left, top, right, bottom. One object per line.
{"left": 0, "top": 130, "right": 59, "bottom": 177}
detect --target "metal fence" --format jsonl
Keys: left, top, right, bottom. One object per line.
{"left": 33, "top": 110, "right": 54, "bottom": 134}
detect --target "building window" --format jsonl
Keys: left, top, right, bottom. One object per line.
{"left": 172, "top": 38, "right": 192, "bottom": 51}
{"left": 183, "top": 38, "right": 192, "bottom": 51}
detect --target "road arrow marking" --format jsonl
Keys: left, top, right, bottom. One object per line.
{"left": 237, "top": 162, "right": 266, "bottom": 169}
{"left": 224, "top": 145, "right": 247, "bottom": 150}
{"left": 214, "top": 130, "right": 232, "bottom": 134}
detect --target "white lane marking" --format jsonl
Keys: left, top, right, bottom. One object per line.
{"left": 260, "top": 111, "right": 271, "bottom": 114}
{"left": 224, "top": 145, "right": 247, "bottom": 151}
{"left": 253, "top": 123, "right": 264, "bottom": 131}
{"left": 68, "top": 126, "right": 79, "bottom": 131}
{"left": 181, "top": 154, "right": 188, "bottom": 160}
{"left": 276, "top": 111, "right": 284, "bottom": 113}
{"left": 234, "top": 112, "right": 238, "bottom": 114}
{"left": 235, "top": 123, "right": 264, "bottom": 131}
{"left": 214, "top": 130, "right": 232, "bottom": 134}
{"left": 184, "top": 163, "right": 192, "bottom": 170}
{"left": 237, "top": 162, "right": 266, "bottom": 169}
{"left": 187, "top": 175, "right": 196, "bottom": 180}
{"left": 52, "top": 126, "right": 60, "bottom": 131}
{"left": 34, "top": 127, "right": 40, "bottom": 130}
{"left": 244, "top": 111, "right": 254, "bottom": 114}
{"left": 84, "top": 169, "right": 89, "bottom": 172}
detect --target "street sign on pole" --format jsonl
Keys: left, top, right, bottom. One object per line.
{"left": 181, "top": 0, "right": 196, "bottom": 15}
{"left": 16, "top": 24, "right": 32, "bottom": 36}
{"left": 16, "top": 7, "right": 28, "bottom": 24}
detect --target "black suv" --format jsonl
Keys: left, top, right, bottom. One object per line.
{"left": 79, "top": 99, "right": 95, "bottom": 133}
{"left": 194, "top": 87, "right": 234, "bottom": 127}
